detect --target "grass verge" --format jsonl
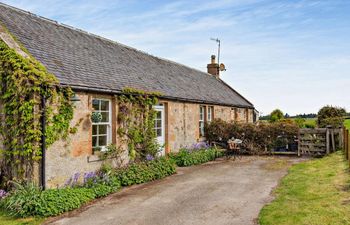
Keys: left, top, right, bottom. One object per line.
{"left": 259, "top": 151, "right": 350, "bottom": 225}
{"left": 0, "top": 209, "right": 43, "bottom": 225}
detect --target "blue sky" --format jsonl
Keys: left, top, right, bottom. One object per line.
{"left": 3, "top": 0, "right": 349, "bottom": 115}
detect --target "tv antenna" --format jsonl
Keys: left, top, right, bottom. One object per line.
{"left": 210, "top": 38, "right": 221, "bottom": 64}
{"left": 210, "top": 37, "right": 226, "bottom": 72}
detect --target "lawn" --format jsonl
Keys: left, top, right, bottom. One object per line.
{"left": 303, "top": 118, "right": 317, "bottom": 127}
{"left": 0, "top": 209, "right": 44, "bottom": 225}
{"left": 259, "top": 151, "right": 350, "bottom": 225}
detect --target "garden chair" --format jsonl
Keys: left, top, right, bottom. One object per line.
{"left": 227, "top": 138, "right": 243, "bottom": 160}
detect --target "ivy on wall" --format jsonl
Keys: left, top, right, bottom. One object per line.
{"left": 0, "top": 39, "right": 74, "bottom": 185}
{"left": 117, "top": 87, "right": 162, "bottom": 161}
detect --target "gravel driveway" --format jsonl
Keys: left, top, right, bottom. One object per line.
{"left": 48, "top": 156, "right": 302, "bottom": 225}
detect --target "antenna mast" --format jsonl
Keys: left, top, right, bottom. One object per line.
{"left": 210, "top": 38, "right": 220, "bottom": 64}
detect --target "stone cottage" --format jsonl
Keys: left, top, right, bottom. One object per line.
{"left": 0, "top": 3, "right": 255, "bottom": 187}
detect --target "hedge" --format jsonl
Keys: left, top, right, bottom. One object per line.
{"left": 1, "top": 157, "right": 175, "bottom": 217}
{"left": 205, "top": 119, "right": 299, "bottom": 154}
{"left": 169, "top": 147, "right": 224, "bottom": 167}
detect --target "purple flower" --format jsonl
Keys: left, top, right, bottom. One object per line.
{"left": 64, "top": 176, "right": 73, "bottom": 187}
{"left": 191, "top": 142, "right": 209, "bottom": 150}
{"left": 0, "top": 189, "right": 7, "bottom": 199}
{"left": 83, "top": 171, "right": 97, "bottom": 184}
{"left": 145, "top": 154, "right": 154, "bottom": 161}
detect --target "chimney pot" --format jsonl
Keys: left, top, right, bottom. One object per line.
{"left": 207, "top": 55, "right": 219, "bottom": 77}
{"left": 211, "top": 55, "right": 216, "bottom": 64}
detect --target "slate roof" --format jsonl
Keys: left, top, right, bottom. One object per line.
{"left": 0, "top": 3, "right": 254, "bottom": 108}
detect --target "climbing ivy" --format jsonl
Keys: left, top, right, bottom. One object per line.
{"left": 117, "top": 87, "right": 162, "bottom": 161}
{"left": 0, "top": 39, "right": 74, "bottom": 185}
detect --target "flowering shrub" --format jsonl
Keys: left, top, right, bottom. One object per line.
{"left": 205, "top": 119, "right": 299, "bottom": 154}
{"left": 83, "top": 171, "right": 97, "bottom": 185}
{"left": 169, "top": 147, "right": 224, "bottom": 167}
{"left": 0, "top": 189, "right": 7, "bottom": 199}
{"left": 2, "top": 183, "right": 96, "bottom": 217}
{"left": 146, "top": 154, "right": 155, "bottom": 161}
{"left": 1, "top": 157, "right": 175, "bottom": 217}
{"left": 190, "top": 142, "right": 210, "bottom": 151}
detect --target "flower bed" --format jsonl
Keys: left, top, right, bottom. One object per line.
{"left": 169, "top": 143, "right": 224, "bottom": 167}
{"left": 0, "top": 157, "right": 175, "bottom": 217}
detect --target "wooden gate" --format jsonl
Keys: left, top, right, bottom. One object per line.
{"left": 298, "top": 128, "right": 343, "bottom": 156}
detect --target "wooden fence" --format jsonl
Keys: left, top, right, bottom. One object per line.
{"left": 298, "top": 128, "right": 343, "bottom": 157}
{"left": 343, "top": 127, "right": 350, "bottom": 167}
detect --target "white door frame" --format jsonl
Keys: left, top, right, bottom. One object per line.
{"left": 153, "top": 105, "right": 165, "bottom": 156}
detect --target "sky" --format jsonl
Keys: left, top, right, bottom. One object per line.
{"left": 2, "top": 0, "right": 349, "bottom": 116}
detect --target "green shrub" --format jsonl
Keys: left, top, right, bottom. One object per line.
{"left": 90, "top": 183, "right": 115, "bottom": 198}
{"left": 1, "top": 157, "right": 175, "bottom": 217}
{"left": 1, "top": 182, "right": 42, "bottom": 217}
{"left": 205, "top": 119, "right": 299, "bottom": 154}
{"left": 2, "top": 183, "right": 95, "bottom": 217}
{"left": 317, "top": 105, "right": 346, "bottom": 128}
{"left": 116, "top": 157, "right": 176, "bottom": 186}
{"left": 37, "top": 188, "right": 95, "bottom": 217}
{"left": 269, "top": 109, "right": 284, "bottom": 122}
{"left": 169, "top": 147, "right": 224, "bottom": 167}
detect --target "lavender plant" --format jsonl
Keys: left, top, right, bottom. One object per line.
{"left": 0, "top": 189, "right": 7, "bottom": 199}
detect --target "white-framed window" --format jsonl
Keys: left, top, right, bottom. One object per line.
{"left": 199, "top": 106, "right": 205, "bottom": 136}
{"left": 207, "top": 106, "right": 213, "bottom": 122}
{"left": 154, "top": 104, "right": 163, "bottom": 138}
{"left": 92, "top": 99, "right": 111, "bottom": 151}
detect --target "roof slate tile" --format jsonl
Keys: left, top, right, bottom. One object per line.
{"left": 0, "top": 3, "right": 253, "bottom": 108}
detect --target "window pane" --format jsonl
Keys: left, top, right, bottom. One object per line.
{"left": 92, "top": 136, "right": 98, "bottom": 147}
{"left": 99, "top": 125, "right": 107, "bottom": 135}
{"left": 157, "top": 128, "right": 162, "bottom": 137}
{"left": 157, "top": 120, "right": 162, "bottom": 128}
{"left": 200, "top": 106, "right": 205, "bottom": 120}
{"left": 92, "top": 125, "right": 98, "bottom": 135}
{"left": 100, "top": 100, "right": 109, "bottom": 111}
{"left": 101, "top": 112, "right": 109, "bottom": 122}
{"left": 92, "top": 99, "right": 99, "bottom": 110}
{"left": 99, "top": 135, "right": 107, "bottom": 146}
{"left": 156, "top": 111, "right": 161, "bottom": 119}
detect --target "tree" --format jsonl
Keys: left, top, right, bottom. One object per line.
{"left": 269, "top": 109, "right": 284, "bottom": 122}
{"left": 317, "top": 105, "right": 346, "bottom": 128}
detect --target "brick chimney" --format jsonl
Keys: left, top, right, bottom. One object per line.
{"left": 207, "top": 55, "right": 219, "bottom": 77}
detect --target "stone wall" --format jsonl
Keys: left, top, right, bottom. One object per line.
{"left": 248, "top": 109, "right": 254, "bottom": 123}
{"left": 46, "top": 92, "right": 254, "bottom": 187}
{"left": 214, "top": 106, "right": 232, "bottom": 122}
{"left": 166, "top": 101, "right": 200, "bottom": 152}
{"left": 46, "top": 92, "right": 127, "bottom": 188}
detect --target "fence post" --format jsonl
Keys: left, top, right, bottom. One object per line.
{"left": 298, "top": 131, "right": 300, "bottom": 157}
{"left": 331, "top": 129, "right": 335, "bottom": 152}
{"left": 326, "top": 128, "right": 330, "bottom": 155}
{"left": 339, "top": 128, "right": 343, "bottom": 149}
{"left": 347, "top": 130, "right": 350, "bottom": 167}
{"left": 344, "top": 128, "right": 348, "bottom": 160}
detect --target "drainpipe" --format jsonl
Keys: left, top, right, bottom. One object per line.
{"left": 40, "top": 94, "right": 46, "bottom": 190}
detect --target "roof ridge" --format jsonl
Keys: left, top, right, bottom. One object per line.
{"left": 0, "top": 2, "right": 215, "bottom": 79}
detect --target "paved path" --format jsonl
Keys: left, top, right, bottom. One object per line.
{"left": 49, "top": 156, "right": 302, "bottom": 225}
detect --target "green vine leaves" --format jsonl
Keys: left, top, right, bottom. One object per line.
{"left": 117, "top": 88, "right": 162, "bottom": 161}
{"left": 0, "top": 40, "right": 74, "bottom": 182}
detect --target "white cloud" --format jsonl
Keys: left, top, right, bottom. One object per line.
{"left": 2, "top": 0, "right": 349, "bottom": 115}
